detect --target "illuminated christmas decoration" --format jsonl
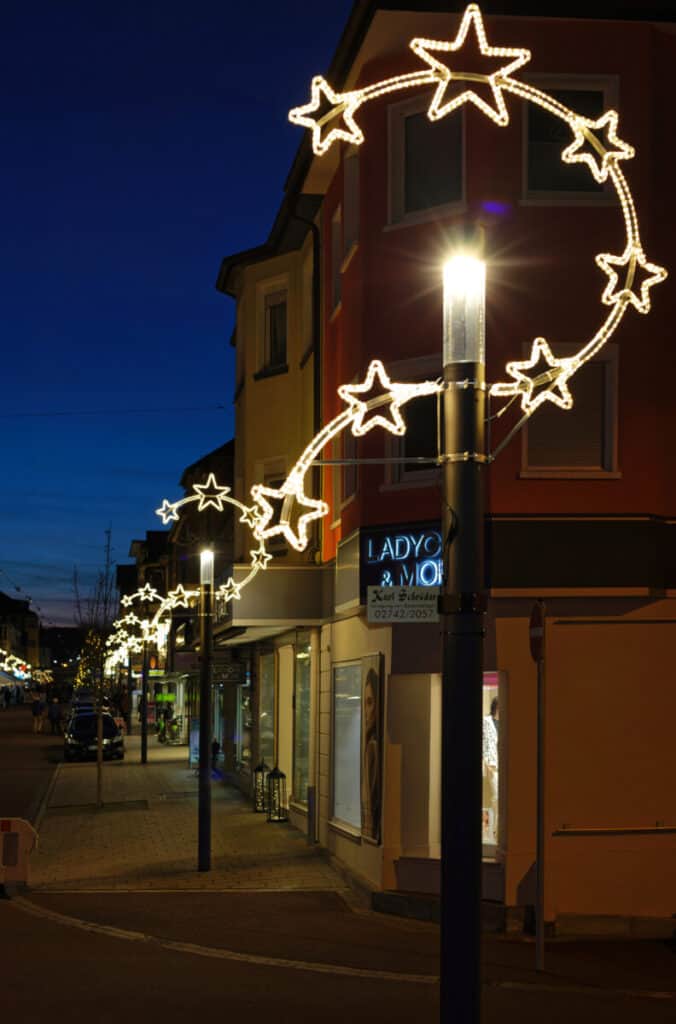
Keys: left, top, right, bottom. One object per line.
{"left": 0, "top": 648, "right": 31, "bottom": 680}
{"left": 338, "top": 360, "right": 440, "bottom": 437}
{"left": 289, "top": 2, "right": 666, "bottom": 416}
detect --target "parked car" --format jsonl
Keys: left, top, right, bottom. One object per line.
{"left": 63, "top": 712, "right": 124, "bottom": 761}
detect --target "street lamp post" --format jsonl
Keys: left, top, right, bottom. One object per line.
{"left": 198, "top": 548, "right": 214, "bottom": 872}
{"left": 140, "top": 640, "right": 149, "bottom": 764}
{"left": 440, "top": 255, "right": 487, "bottom": 1024}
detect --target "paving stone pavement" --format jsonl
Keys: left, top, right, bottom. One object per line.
{"left": 31, "top": 736, "right": 347, "bottom": 894}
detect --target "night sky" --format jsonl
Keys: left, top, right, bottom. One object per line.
{"left": 2, "top": 0, "right": 352, "bottom": 626}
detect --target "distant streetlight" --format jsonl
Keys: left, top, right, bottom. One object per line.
{"left": 198, "top": 548, "right": 214, "bottom": 872}
{"left": 440, "top": 252, "right": 486, "bottom": 1024}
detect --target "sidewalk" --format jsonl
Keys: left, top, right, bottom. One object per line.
{"left": 31, "top": 734, "right": 345, "bottom": 893}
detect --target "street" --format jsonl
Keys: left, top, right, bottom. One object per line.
{"left": 1, "top": 705, "right": 675, "bottom": 1023}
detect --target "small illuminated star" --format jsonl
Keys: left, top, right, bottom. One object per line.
{"left": 597, "top": 246, "right": 667, "bottom": 314}
{"left": 156, "top": 499, "right": 180, "bottom": 525}
{"left": 338, "top": 360, "right": 438, "bottom": 436}
{"left": 562, "top": 110, "right": 635, "bottom": 184}
{"left": 251, "top": 483, "right": 328, "bottom": 551}
{"left": 137, "top": 583, "right": 161, "bottom": 603}
{"left": 122, "top": 613, "right": 141, "bottom": 628}
{"left": 289, "top": 75, "right": 363, "bottom": 156}
{"left": 240, "top": 506, "right": 263, "bottom": 530}
{"left": 120, "top": 594, "right": 135, "bottom": 607}
{"left": 492, "top": 338, "right": 575, "bottom": 414}
{"left": 192, "top": 473, "right": 231, "bottom": 512}
{"left": 167, "top": 584, "right": 193, "bottom": 609}
{"left": 218, "top": 578, "right": 243, "bottom": 603}
{"left": 251, "top": 547, "right": 273, "bottom": 572}
{"left": 410, "top": 4, "right": 530, "bottom": 126}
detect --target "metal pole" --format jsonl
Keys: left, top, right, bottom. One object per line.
{"left": 141, "top": 642, "right": 148, "bottom": 764}
{"left": 198, "top": 550, "right": 214, "bottom": 872}
{"left": 440, "top": 256, "right": 486, "bottom": 1024}
{"left": 126, "top": 652, "right": 133, "bottom": 736}
{"left": 536, "top": 620, "right": 546, "bottom": 972}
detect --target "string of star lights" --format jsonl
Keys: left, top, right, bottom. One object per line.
{"left": 289, "top": 2, "right": 667, "bottom": 417}
{"left": 0, "top": 647, "right": 31, "bottom": 681}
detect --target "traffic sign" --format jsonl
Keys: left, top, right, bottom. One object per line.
{"left": 529, "top": 601, "right": 545, "bottom": 662}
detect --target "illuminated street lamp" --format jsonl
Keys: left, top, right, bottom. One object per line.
{"left": 198, "top": 548, "right": 214, "bottom": 872}
{"left": 440, "top": 252, "right": 486, "bottom": 1024}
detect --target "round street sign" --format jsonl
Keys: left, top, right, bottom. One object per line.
{"left": 529, "top": 601, "right": 545, "bottom": 663}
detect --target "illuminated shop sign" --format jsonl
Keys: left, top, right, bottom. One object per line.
{"left": 360, "top": 522, "right": 442, "bottom": 595}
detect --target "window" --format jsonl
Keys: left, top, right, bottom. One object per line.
{"left": 389, "top": 95, "right": 464, "bottom": 224}
{"left": 258, "top": 652, "right": 275, "bottom": 766}
{"left": 332, "top": 662, "right": 361, "bottom": 830}
{"left": 388, "top": 391, "right": 439, "bottom": 486}
{"left": 292, "top": 637, "right": 311, "bottom": 805}
{"left": 343, "top": 149, "right": 360, "bottom": 256}
{"left": 522, "top": 345, "right": 618, "bottom": 477}
{"left": 524, "top": 77, "right": 617, "bottom": 199}
{"left": 264, "top": 290, "right": 287, "bottom": 370}
{"left": 331, "top": 206, "right": 342, "bottom": 311}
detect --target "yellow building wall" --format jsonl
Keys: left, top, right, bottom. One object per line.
{"left": 499, "top": 598, "right": 676, "bottom": 922}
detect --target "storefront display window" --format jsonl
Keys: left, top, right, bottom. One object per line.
{"left": 482, "top": 671, "right": 503, "bottom": 854}
{"left": 236, "top": 685, "right": 252, "bottom": 775}
{"left": 259, "top": 652, "right": 275, "bottom": 765}
{"left": 293, "top": 639, "right": 311, "bottom": 805}
{"left": 332, "top": 662, "right": 362, "bottom": 829}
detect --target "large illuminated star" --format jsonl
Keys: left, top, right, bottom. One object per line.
{"left": 251, "top": 482, "right": 328, "bottom": 551}
{"left": 288, "top": 76, "right": 363, "bottom": 156}
{"left": 137, "top": 583, "right": 161, "bottom": 603}
{"left": 167, "top": 584, "right": 193, "bottom": 609}
{"left": 338, "top": 360, "right": 437, "bottom": 436}
{"left": 193, "top": 473, "right": 231, "bottom": 511}
{"left": 410, "top": 3, "right": 530, "bottom": 125}
{"left": 155, "top": 499, "right": 180, "bottom": 525}
{"left": 492, "top": 337, "right": 575, "bottom": 414}
{"left": 597, "top": 246, "right": 667, "bottom": 314}
{"left": 562, "top": 110, "right": 635, "bottom": 184}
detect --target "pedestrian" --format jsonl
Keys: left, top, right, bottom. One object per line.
{"left": 211, "top": 737, "right": 221, "bottom": 772}
{"left": 47, "top": 697, "right": 62, "bottom": 736}
{"left": 1, "top": 686, "right": 10, "bottom": 710}
{"left": 30, "top": 693, "right": 42, "bottom": 733}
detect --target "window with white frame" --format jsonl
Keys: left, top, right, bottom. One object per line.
{"left": 343, "top": 148, "right": 360, "bottom": 256}
{"left": 384, "top": 356, "right": 441, "bottom": 486}
{"left": 522, "top": 344, "right": 619, "bottom": 476}
{"left": 389, "top": 95, "right": 464, "bottom": 225}
{"left": 331, "top": 206, "right": 342, "bottom": 311}
{"left": 524, "top": 76, "right": 618, "bottom": 200}
{"left": 263, "top": 290, "right": 287, "bottom": 371}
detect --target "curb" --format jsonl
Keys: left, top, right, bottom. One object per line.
{"left": 32, "top": 762, "right": 61, "bottom": 832}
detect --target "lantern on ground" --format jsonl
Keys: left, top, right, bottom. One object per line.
{"left": 267, "top": 766, "right": 288, "bottom": 823}
{"left": 253, "top": 761, "right": 270, "bottom": 812}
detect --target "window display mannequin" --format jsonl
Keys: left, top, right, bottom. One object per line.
{"left": 482, "top": 697, "right": 499, "bottom": 845}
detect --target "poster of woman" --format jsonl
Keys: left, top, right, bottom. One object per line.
{"left": 360, "top": 655, "right": 382, "bottom": 843}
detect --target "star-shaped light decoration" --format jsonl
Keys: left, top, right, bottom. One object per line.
{"left": 251, "top": 480, "right": 329, "bottom": 552}
{"left": 193, "top": 473, "right": 231, "bottom": 512}
{"left": 288, "top": 76, "right": 363, "bottom": 157}
{"left": 596, "top": 246, "right": 667, "bottom": 315}
{"left": 410, "top": 3, "right": 530, "bottom": 126}
{"left": 120, "top": 594, "right": 135, "bottom": 607}
{"left": 338, "top": 360, "right": 440, "bottom": 437}
{"left": 166, "top": 584, "right": 194, "bottom": 609}
{"left": 491, "top": 337, "right": 575, "bottom": 415}
{"left": 562, "top": 110, "right": 635, "bottom": 184}
{"left": 240, "top": 505, "right": 263, "bottom": 530}
{"left": 251, "top": 547, "right": 273, "bottom": 572}
{"left": 137, "top": 583, "right": 161, "bottom": 603}
{"left": 155, "top": 499, "right": 180, "bottom": 525}
{"left": 218, "top": 578, "right": 243, "bottom": 603}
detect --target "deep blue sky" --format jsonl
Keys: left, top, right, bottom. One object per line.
{"left": 2, "top": 0, "right": 352, "bottom": 626}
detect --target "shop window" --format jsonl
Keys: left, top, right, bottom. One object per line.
{"left": 482, "top": 671, "right": 503, "bottom": 855}
{"left": 292, "top": 638, "right": 311, "bottom": 804}
{"left": 343, "top": 149, "right": 360, "bottom": 256}
{"left": 258, "top": 651, "right": 275, "bottom": 766}
{"left": 389, "top": 95, "right": 464, "bottom": 225}
{"left": 332, "top": 662, "right": 362, "bottom": 830}
{"left": 524, "top": 77, "right": 616, "bottom": 199}
{"left": 522, "top": 345, "right": 618, "bottom": 477}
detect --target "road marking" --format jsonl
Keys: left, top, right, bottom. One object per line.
{"left": 9, "top": 895, "right": 438, "bottom": 985}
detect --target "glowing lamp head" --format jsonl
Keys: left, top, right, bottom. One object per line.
{"left": 442, "top": 255, "right": 486, "bottom": 367}
{"left": 200, "top": 549, "right": 214, "bottom": 586}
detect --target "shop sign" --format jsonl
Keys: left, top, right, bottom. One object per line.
{"left": 367, "top": 585, "right": 440, "bottom": 623}
{"left": 360, "top": 522, "right": 443, "bottom": 598}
